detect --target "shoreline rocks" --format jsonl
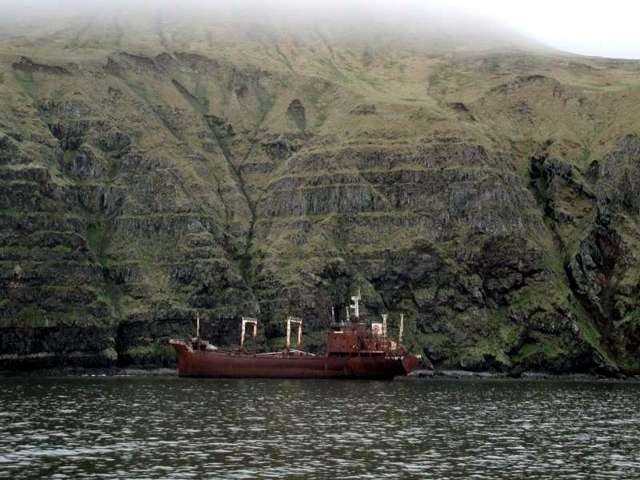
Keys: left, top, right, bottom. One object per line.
{"left": 402, "top": 369, "right": 640, "bottom": 383}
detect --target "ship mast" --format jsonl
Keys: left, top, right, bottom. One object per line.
{"left": 381, "top": 314, "right": 388, "bottom": 338}
{"left": 285, "top": 317, "right": 303, "bottom": 352}
{"left": 349, "top": 289, "right": 361, "bottom": 321}
{"left": 240, "top": 317, "right": 258, "bottom": 351}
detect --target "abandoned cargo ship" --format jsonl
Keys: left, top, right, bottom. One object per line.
{"left": 169, "top": 292, "right": 421, "bottom": 379}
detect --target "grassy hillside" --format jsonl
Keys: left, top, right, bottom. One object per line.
{"left": 0, "top": 12, "right": 639, "bottom": 373}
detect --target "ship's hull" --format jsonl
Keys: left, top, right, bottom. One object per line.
{"left": 171, "top": 341, "right": 420, "bottom": 379}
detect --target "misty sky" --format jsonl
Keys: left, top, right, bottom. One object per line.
{"left": 1, "top": 0, "right": 639, "bottom": 59}
{"left": 449, "top": 0, "right": 640, "bottom": 59}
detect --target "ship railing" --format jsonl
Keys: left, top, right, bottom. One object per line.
{"left": 255, "top": 349, "right": 316, "bottom": 357}
{"left": 288, "top": 349, "right": 315, "bottom": 356}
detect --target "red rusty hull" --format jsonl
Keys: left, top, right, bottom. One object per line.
{"left": 171, "top": 342, "right": 419, "bottom": 379}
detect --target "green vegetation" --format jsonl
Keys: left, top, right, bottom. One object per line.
{"left": 17, "top": 306, "right": 49, "bottom": 327}
{"left": 123, "top": 344, "right": 176, "bottom": 365}
{"left": 512, "top": 337, "right": 566, "bottom": 364}
{"left": 13, "top": 71, "right": 37, "bottom": 99}
{"left": 0, "top": 16, "right": 639, "bottom": 373}
{"left": 87, "top": 222, "right": 110, "bottom": 265}
{"left": 126, "top": 79, "right": 153, "bottom": 103}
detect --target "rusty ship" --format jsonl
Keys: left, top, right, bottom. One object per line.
{"left": 169, "top": 292, "right": 421, "bottom": 379}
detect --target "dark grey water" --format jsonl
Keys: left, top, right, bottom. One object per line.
{"left": 0, "top": 377, "right": 639, "bottom": 479}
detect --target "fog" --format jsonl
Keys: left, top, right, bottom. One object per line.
{"left": 455, "top": 0, "right": 640, "bottom": 59}
{"left": 0, "top": 0, "right": 638, "bottom": 59}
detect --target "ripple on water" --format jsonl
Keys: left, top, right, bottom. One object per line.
{"left": 0, "top": 378, "right": 639, "bottom": 479}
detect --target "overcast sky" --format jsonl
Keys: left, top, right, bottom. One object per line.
{"left": 439, "top": 0, "right": 640, "bottom": 59}
{"left": 1, "top": 0, "right": 639, "bottom": 59}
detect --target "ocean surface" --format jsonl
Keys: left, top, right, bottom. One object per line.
{"left": 0, "top": 376, "right": 639, "bottom": 479}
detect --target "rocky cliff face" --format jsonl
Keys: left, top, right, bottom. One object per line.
{"left": 0, "top": 17, "right": 639, "bottom": 374}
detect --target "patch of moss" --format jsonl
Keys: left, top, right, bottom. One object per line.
{"left": 512, "top": 336, "right": 566, "bottom": 363}
{"left": 257, "top": 91, "right": 276, "bottom": 124}
{"left": 17, "top": 306, "right": 49, "bottom": 327}
{"left": 13, "top": 71, "right": 37, "bottom": 99}
{"left": 0, "top": 207, "right": 22, "bottom": 216}
{"left": 87, "top": 222, "right": 110, "bottom": 265}
{"left": 126, "top": 79, "right": 152, "bottom": 103}
{"left": 466, "top": 337, "right": 512, "bottom": 367}
{"left": 617, "top": 309, "right": 640, "bottom": 328}
{"left": 124, "top": 344, "right": 176, "bottom": 365}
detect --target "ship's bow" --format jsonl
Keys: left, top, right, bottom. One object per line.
{"left": 169, "top": 339, "right": 192, "bottom": 376}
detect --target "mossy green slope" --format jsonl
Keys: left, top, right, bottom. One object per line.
{"left": 0, "top": 16, "right": 639, "bottom": 373}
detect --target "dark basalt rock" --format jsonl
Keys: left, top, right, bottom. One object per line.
{"left": 449, "top": 102, "right": 470, "bottom": 112}
{"left": 12, "top": 56, "right": 71, "bottom": 75}
{"left": 95, "top": 130, "right": 131, "bottom": 155}
{"left": 47, "top": 120, "right": 91, "bottom": 151}
{"left": 1, "top": 43, "right": 639, "bottom": 376}
{"left": 204, "top": 115, "right": 235, "bottom": 138}
{"left": 0, "top": 134, "right": 20, "bottom": 164}
{"left": 118, "top": 52, "right": 164, "bottom": 73}
{"left": 104, "top": 57, "right": 125, "bottom": 76}
{"left": 528, "top": 135, "right": 640, "bottom": 373}
{"left": 287, "top": 99, "right": 306, "bottom": 131}
{"left": 174, "top": 51, "right": 219, "bottom": 73}
{"left": 350, "top": 104, "right": 377, "bottom": 115}
{"left": 0, "top": 325, "right": 117, "bottom": 370}
{"left": 448, "top": 102, "right": 476, "bottom": 121}
{"left": 490, "top": 74, "right": 559, "bottom": 95}
{"left": 59, "top": 145, "right": 102, "bottom": 179}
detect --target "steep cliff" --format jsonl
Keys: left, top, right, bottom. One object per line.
{"left": 0, "top": 13, "right": 639, "bottom": 374}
